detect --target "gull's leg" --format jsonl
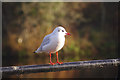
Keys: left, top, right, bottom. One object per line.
{"left": 56, "top": 52, "right": 63, "bottom": 64}
{"left": 49, "top": 53, "right": 55, "bottom": 65}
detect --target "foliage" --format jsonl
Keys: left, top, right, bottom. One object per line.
{"left": 2, "top": 2, "right": 118, "bottom": 66}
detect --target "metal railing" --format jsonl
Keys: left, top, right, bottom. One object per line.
{"left": 1, "top": 58, "right": 120, "bottom": 77}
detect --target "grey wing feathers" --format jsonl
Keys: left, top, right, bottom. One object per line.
{"left": 39, "top": 34, "right": 50, "bottom": 51}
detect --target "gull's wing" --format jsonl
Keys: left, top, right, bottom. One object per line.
{"left": 41, "top": 34, "right": 50, "bottom": 49}
{"left": 35, "top": 34, "right": 51, "bottom": 53}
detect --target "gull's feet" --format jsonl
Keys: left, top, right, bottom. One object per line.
{"left": 56, "top": 61, "right": 63, "bottom": 64}
{"left": 49, "top": 62, "right": 55, "bottom": 65}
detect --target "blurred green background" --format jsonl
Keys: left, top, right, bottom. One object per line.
{"left": 2, "top": 2, "right": 119, "bottom": 78}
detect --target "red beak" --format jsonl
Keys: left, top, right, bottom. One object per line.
{"left": 66, "top": 33, "right": 71, "bottom": 35}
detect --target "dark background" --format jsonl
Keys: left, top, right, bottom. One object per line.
{"left": 2, "top": 2, "right": 119, "bottom": 78}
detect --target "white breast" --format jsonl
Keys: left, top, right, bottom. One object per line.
{"left": 55, "top": 35, "right": 65, "bottom": 52}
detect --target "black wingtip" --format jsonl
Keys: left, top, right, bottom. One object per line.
{"left": 33, "top": 51, "right": 36, "bottom": 53}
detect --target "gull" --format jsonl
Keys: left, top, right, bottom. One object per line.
{"left": 34, "top": 26, "right": 70, "bottom": 65}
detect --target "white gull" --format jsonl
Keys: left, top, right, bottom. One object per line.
{"left": 34, "top": 26, "right": 70, "bottom": 65}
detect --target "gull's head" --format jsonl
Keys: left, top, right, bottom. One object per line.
{"left": 52, "top": 26, "right": 70, "bottom": 36}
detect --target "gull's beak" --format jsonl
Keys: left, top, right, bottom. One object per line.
{"left": 65, "top": 33, "right": 71, "bottom": 35}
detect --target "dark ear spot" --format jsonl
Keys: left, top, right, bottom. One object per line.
{"left": 58, "top": 30, "right": 60, "bottom": 32}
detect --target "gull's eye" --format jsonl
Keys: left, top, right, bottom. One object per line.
{"left": 62, "top": 30, "right": 64, "bottom": 32}
{"left": 58, "top": 30, "right": 60, "bottom": 32}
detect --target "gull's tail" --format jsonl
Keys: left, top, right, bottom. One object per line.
{"left": 33, "top": 51, "right": 37, "bottom": 53}
{"left": 33, "top": 50, "right": 42, "bottom": 53}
